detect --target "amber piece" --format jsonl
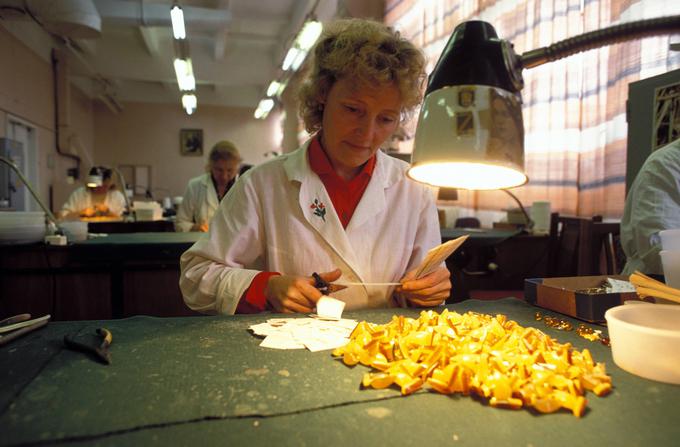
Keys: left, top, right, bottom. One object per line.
{"left": 331, "top": 309, "right": 612, "bottom": 417}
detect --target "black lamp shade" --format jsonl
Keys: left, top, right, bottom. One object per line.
{"left": 426, "top": 21, "right": 519, "bottom": 95}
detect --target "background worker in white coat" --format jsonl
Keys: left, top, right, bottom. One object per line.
{"left": 59, "top": 166, "right": 126, "bottom": 219}
{"left": 180, "top": 19, "right": 451, "bottom": 314}
{"left": 175, "top": 141, "right": 241, "bottom": 232}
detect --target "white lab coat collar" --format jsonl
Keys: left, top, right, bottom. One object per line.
{"left": 283, "top": 140, "right": 403, "bottom": 283}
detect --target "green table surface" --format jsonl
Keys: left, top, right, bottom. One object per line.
{"left": 1, "top": 298, "right": 678, "bottom": 446}
{"left": 78, "top": 232, "right": 203, "bottom": 245}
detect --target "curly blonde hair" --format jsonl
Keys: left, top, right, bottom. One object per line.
{"left": 298, "top": 19, "right": 426, "bottom": 133}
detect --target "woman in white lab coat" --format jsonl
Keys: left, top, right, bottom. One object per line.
{"left": 180, "top": 19, "right": 450, "bottom": 314}
{"left": 175, "top": 141, "right": 242, "bottom": 232}
{"left": 59, "top": 166, "right": 126, "bottom": 219}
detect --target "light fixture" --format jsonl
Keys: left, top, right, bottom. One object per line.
{"left": 282, "top": 47, "right": 302, "bottom": 71}
{"left": 298, "top": 21, "right": 323, "bottom": 50}
{"left": 86, "top": 166, "right": 103, "bottom": 188}
{"left": 173, "top": 58, "right": 195, "bottom": 91}
{"left": 170, "top": 4, "right": 186, "bottom": 40}
{"left": 281, "top": 20, "right": 322, "bottom": 71}
{"left": 266, "top": 81, "right": 282, "bottom": 97}
{"left": 254, "top": 98, "right": 274, "bottom": 119}
{"left": 409, "top": 15, "right": 680, "bottom": 191}
{"left": 182, "top": 93, "right": 197, "bottom": 115}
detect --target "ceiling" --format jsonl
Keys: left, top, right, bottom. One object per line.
{"left": 1, "top": 0, "right": 383, "bottom": 113}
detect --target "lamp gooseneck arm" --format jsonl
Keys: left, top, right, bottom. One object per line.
{"left": 0, "top": 156, "right": 60, "bottom": 226}
{"left": 111, "top": 167, "right": 135, "bottom": 222}
{"left": 503, "top": 189, "right": 533, "bottom": 230}
{"left": 521, "top": 15, "right": 680, "bottom": 69}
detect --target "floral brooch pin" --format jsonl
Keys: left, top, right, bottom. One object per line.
{"left": 310, "top": 198, "right": 326, "bottom": 222}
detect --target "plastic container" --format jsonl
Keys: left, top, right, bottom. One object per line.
{"left": 605, "top": 304, "right": 680, "bottom": 384}
{"left": 659, "top": 229, "right": 680, "bottom": 250}
{"left": 660, "top": 250, "right": 680, "bottom": 289}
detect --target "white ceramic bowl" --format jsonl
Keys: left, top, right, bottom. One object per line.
{"left": 605, "top": 304, "right": 680, "bottom": 384}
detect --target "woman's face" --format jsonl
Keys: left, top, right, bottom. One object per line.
{"left": 319, "top": 77, "right": 401, "bottom": 179}
{"left": 210, "top": 158, "right": 240, "bottom": 187}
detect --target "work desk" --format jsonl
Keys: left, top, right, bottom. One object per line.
{"left": 0, "top": 233, "right": 203, "bottom": 320}
{"left": 442, "top": 228, "right": 550, "bottom": 300}
{"left": 1, "top": 298, "right": 676, "bottom": 446}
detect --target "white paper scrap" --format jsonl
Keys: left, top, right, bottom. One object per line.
{"left": 315, "top": 296, "right": 345, "bottom": 320}
{"left": 249, "top": 316, "right": 357, "bottom": 351}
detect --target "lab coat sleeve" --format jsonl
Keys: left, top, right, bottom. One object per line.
{"left": 179, "top": 177, "right": 265, "bottom": 314}
{"left": 175, "top": 182, "right": 197, "bottom": 232}
{"left": 107, "top": 190, "right": 127, "bottom": 217}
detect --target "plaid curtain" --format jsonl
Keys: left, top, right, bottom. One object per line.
{"left": 385, "top": 0, "right": 680, "bottom": 218}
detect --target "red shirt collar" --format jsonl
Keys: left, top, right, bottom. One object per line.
{"left": 308, "top": 135, "right": 376, "bottom": 179}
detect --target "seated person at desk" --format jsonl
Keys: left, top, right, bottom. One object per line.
{"left": 59, "top": 166, "right": 126, "bottom": 219}
{"left": 180, "top": 19, "right": 450, "bottom": 315}
{"left": 175, "top": 141, "right": 241, "bottom": 232}
{"left": 621, "top": 138, "right": 680, "bottom": 276}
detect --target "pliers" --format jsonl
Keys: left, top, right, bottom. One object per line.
{"left": 312, "top": 272, "right": 347, "bottom": 295}
{"left": 63, "top": 328, "right": 113, "bottom": 365}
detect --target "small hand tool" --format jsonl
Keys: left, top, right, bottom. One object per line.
{"left": 312, "top": 272, "right": 348, "bottom": 294}
{"left": 0, "top": 314, "right": 51, "bottom": 346}
{"left": 63, "top": 328, "right": 113, "bottom": 365}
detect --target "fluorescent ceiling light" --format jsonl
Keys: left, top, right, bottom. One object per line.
{"left": 182, "top": 93, "right": 197, "bottom": 115}
{"left": 267, "top": 81, "right": 282, "bottom": 97}
{"left": 290, "top": 49, "right": 308, "bottom": 71}
{"left": 297, "top": 21, "right": 322, "bottom": 51}
{"left": 170, "top": 5, "right": 186, "bottom": 40}
{"left": 282, "top": 47, "right": 300, "bottom": 71}
{"left": 254, "top": 98, "right": 275, "bottom": 119}
{"left": 173, "top": 58, "right": 195, "bottom": 91}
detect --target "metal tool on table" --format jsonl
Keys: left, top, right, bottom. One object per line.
{"left": 63, "top": 328, "right": 113, "bottom": 365}
{"left": 0, "top": 314, "right": 51, "bottom": 346}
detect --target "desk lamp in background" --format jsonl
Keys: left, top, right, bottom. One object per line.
{"left": 409, "top": 15, "right": 680, "bottom": 229}
{"left": 86, "top": 166, "right": 134, "bottom": 221}
{"left": 0, "top": 155, "right": 64, "bottom": 243}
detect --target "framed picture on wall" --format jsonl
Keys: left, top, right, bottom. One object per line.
{"left": 180, "top": 129, "right": 203, "bottom": 156}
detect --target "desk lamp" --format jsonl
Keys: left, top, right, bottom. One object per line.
{"left": 409, "top": 15, "right": 680, "bottom": 193}
{"left": 0, "top": 156, "right": 63, "bottom": 240}
{"left": 86, "top": 166, "right": 134, "bottom": 221}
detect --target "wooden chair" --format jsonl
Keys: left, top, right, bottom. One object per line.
{"left": 548, "top": 213, "right": 625, "bottom": 276}
{"left": 587, "top": 221, "right": 625, "bottom": 275}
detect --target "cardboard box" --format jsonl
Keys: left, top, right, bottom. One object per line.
{"left": 524, "top": 275, "right": 640, "bottom": 323}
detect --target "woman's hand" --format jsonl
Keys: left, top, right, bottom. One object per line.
{"left": 396, "top": 266, "right": 451, "bottom": 307}
{"left": 265, "top": 269, "right": 341, "bottom": 313}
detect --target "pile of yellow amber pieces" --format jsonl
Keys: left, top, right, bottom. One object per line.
{"left": 332, "top": 309, "right": 612, "bottom": 417}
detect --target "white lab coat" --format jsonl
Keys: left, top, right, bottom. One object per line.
{"left": 175, "top": 173, "right": 221, "bottom": 232}
{"left": 179, "top": 140, "right": 441, "bottom": 315}
{"left": 621, "top": 138, "right": 680, "bottom": 275}
{"left": 61, "top": 186, "right": 126, "bottom": 217}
